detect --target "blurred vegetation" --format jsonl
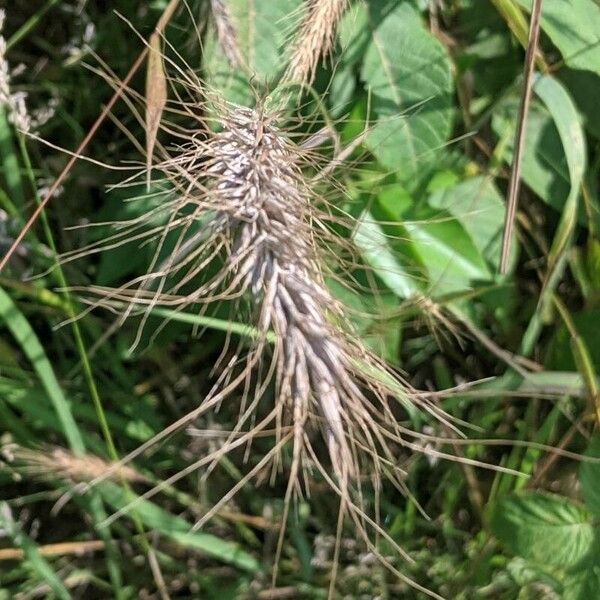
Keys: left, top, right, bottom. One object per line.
{"left": 1, "top": 0, "right": 600, "bottom": 598}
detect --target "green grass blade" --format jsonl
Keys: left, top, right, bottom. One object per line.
{"left": 0, "top": 107, "right": 26, "bottom": 211}
{"left": 0, "top": 286, "right": 84, "bottom": 454}
{"left": 98, "top": 482, "right": 260, "bottom": 574}
{"left": 0, "top": 502, "right": 71, "bottom": 600}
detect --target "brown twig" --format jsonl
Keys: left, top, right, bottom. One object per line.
{"left": 0, "top": 540, "right": 104, "bottom": 561}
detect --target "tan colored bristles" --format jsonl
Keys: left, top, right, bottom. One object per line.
{"left": 210, "top": 0, "right": 243, "bottom": 68}
{"left": 44, "top": 22, "right": 506, "bottom": 596}
{"left": 75, "top": 102, "right": 424, "bottom": 492}
{"left": 284, "top": 0, "right": 349, "bottom": 86}
{"left": 11, "top": 446, "right": 145, "bottom": 485}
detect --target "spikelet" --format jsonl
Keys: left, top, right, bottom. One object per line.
{"left": 284, "top": 0, "right": 349, "bottom": 86}
{"left": 9, "top": 445, "right": 145, "bottom": 484}
{"left": 210, "top": 0, "right": 243, "bottom": 68}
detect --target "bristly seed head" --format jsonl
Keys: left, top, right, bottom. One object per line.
{"left": 75, "top": 103, "right": 418, "bottom": 496}
{"left": 9, "top": 445, "right": 145, "bottom": 484}
{"left": 206, "top": 107, "right": 354, "bottom": 477}
{"left": 284, "top": 0, "right": 349, "bottom": 86}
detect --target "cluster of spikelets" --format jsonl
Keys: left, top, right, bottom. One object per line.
{"left": 50, "top": 1, "right": 460, "bottom": 597}
{"left": 74, "top": 102, "right": 444, "bottom": 501}
{"left": 3, "top": 444, "right": 144, "bottom": 485}
{"left": 65, "top": 109, "right": 447, "bottom": 596}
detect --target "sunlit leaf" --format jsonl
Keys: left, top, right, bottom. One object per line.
{"left": 490, "top": 492, "right": 595, "bottom": 568}
{"left": 358, "top": 1, "right": 453, "bottom": 181}
{"left": 516, "top": 0, "right": 600, "bottom": 76}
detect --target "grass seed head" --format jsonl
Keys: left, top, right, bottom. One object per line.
{"left": 72, "top": 98, "right": 427, "bottom": 499}
{"left": 284, "top": 0, "right": 349, "bottom": 86}
{"left": 11, "top": 445, "right": 145, "bottom": 485}
{"left": 210, "top": 0, "right": 244, "bottom": 68}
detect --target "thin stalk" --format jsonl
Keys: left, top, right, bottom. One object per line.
{"left": 0, "top": 49, "right": 148, "bottom": 272}
{"left": 499, "top": 0, "right": 544, "bottom": 274}
{"left": 17, "top": 134, "right": 138, "bottom": 597}
{"left": 7, "top": 0, "right": 63, "bottom": 49}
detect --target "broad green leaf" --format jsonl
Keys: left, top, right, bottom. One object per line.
{"left": 352, "top": 212, "right": 420, "bottom": 299}
{"left": 326, "top": 61, "right": 356, "bottom": 117}
{"left": 98, "top": 482, "right": 260, "bottom": 573}
{"left": 338, "top": 1, "right": 371, "bottom": 68}
{"left": 328, "top": 4, "right": 369, "bottom": 117}
{"left": 353, "top": 177, "right": 502, "bottom": 300}
{"left": 427, "top": 176, "right": 507, "bottom": 270}
{"left": 490, "top": 492, "right": 595, "bottom": 568}
{"left": 533, "top": 74, "right": 586, "bottom": 213}
{"left": 563, "top": 565, "right": 600, "bottom": 600}
{"left": 492, "top": 100, "right": 571, "bottom": 214}
{"left": 494, "top": 74, "right": 587, "bottom": 246}
{"left": 203, "top": 0, "right": 301, "bottom": 106}
{"left": 529, "top": 75, "right": 587, "bottom": 351}
{"left": 580, "top": 437, "right": 600, "bottom": 518}
{"left": 359, "top": 1, "right": 453, "bottom": 181}
{"left": 403, "top": 217, "right": 492, "bottom": 295}
{"left": 327, "top": 277, "right": 402, "bottom": 365}
{"left": 560, "top": 69, "right": 600, "bottom": 140}
{"left": 516, "top": 0, "right": 600, "bottom": 76}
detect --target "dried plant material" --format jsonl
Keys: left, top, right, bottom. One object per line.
{"left": 0, "top": 540, "right": 105, "bottom": 561}
{"left": 12, "top": 445, "right": 145, "bottom": 484}
{"left": 144, "top": 0, "right": 181, "bottom": 190}
{"left": 499, "top": 0, "right": 545, "bottom": 273}
{"left": 145, "top": 32, "right": 168, "bottom": 190}
{"left": 210, "top": 0, "right": 243, "bottom": 68}
{"left": 65, "top": 101, "right": 468, "bottom": 597}
{"left": 45, "top": 33, "right": 517, "bottom": 597}
{"left": 284, "top": 0, "right": 348, "bottom": 86}
{"left": 71, "top": 103, "right": 431, "bottom": 486}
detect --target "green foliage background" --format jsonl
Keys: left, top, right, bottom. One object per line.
{"left": 1, "top": 0, "right": 600, "bottom": 598}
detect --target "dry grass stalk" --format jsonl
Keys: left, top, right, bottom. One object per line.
{"left": 284, "top": 0, "right": 349, "bottom": 86}
{"left": 0, "top": 540, "right": 105, "bottom": 561}
{"left": 145, "top": 32, "right": 168, "bottom": 190}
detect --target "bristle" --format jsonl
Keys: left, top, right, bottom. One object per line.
{"left": 284, "top": 0, "right": 348, "bottom": 86}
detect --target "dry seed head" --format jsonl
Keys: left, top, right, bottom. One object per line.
{"left": 205, "top": 106, "right": 354, "bottom": 477}
{"left": 284, "top": 0, "right": 349, "bottom": 86}
{"left": 75, "top": 101, "right": 423, "bottom": 496}
{"left": 12, "top": 446, "right": 145, "bottom": 484}
{"left": 210, "top": 0, "right": 244, "bottom": 68}
{"left": 53, "top": 73, "right": 475, "bottom": 596}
